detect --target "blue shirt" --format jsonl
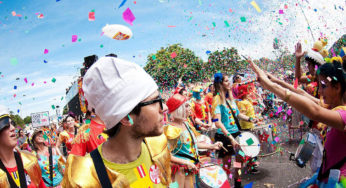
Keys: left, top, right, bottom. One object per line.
{"left": 171, "top": 122, "right": 199, "bottom": 163}
{"left": 215, "top": 100, "right": 240, "bottom": 134}
{"left": 38, "top": 154, "right": 64, "bottom": 187}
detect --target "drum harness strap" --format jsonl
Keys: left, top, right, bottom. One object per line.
{"left": 225, "top": 99, "right": 242, "bottom": 131}
{"left": 174, "top": 122, "right": 200, "bottom": 164}
{"left": 90, "top": 149, "right": 112, "bottom": 188}
{"left": 0, "top": 151, "right": 28, "bottom": 188}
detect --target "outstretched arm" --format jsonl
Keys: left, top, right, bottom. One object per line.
{"left": 249, "top": 59, "right": 345, "bottom": 131}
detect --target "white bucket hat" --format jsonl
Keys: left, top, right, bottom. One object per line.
{"left": 82, "top": 57, "right": 158, "bottom": 129}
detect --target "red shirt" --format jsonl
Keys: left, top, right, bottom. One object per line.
{"left": 6, "top": 166, "right": 46, "bottom": 188}
{"left": 70, "top": 120, "right": 106, "bottom": 156}
{"left": 191, "top": 100, "right": 209, "bottom": 121}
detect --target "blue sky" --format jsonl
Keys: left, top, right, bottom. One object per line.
{"left": 0, "top": 0, "right": 345, "bottom": 118}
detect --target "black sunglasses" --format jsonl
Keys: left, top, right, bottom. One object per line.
{"left": 137, "top": 96, "right": 164, "bottom": 110}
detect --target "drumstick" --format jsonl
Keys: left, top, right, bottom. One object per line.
{"left": 221, "top": 145, "right": 228, "bottom": 152}
{"left": 200, "top": 164, "right": 217, "bottom": 168}
{"left": 227, "top": 144, "right": 259, "bottom": 147}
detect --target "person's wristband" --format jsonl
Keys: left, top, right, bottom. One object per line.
{"left": 284, "top": 89, "right": 292, "bottom": 102}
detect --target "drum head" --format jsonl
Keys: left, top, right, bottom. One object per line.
{"left": 236, "top": 131, "right": 260, "bottom": 157}
{"left": 197, "top": 135, "right": 212, "bottom": 152}
{"left": 198, "top": 163, "right": 227, "bottom": 188}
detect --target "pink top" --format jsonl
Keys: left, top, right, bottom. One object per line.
{"left": 320, "top": 110, "right": 346, "bottom": 182}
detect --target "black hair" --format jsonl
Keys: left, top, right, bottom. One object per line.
{"left": 213, "top": 73, "right": 226, "bottom": 97}
{"left": 178, "top": 88, "right": 186, "bottom": 95}
{"left": 64, "top": 114, "right": 75, "bottom": 122}
{"left": 103, "top": 105, "right": 142, "bottom": 138}
{"left": 318, "top": 60, "right": 346, "bottom": 96}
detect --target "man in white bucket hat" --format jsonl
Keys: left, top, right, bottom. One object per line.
{"left": 62, "top": 57, "right": 171, "bottom": 187}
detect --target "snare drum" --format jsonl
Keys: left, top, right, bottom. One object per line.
{"left": 252, "top": 124, "right": 274, "bottom": 154}
{"left": 197, "top": 134, "right": 212, "bottom": 155}
{"left": 197, "top": 163, "right": 228, "bottom": 188}
{"left": 235, "top": 131, "right": 260, "bottom": 158}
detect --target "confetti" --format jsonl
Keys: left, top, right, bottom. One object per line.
{"left": 294, "top": 78, "right": 298, "bottom": 89}
{"left": 10, "top": 58, "right": 18, "bottom": 65}
{"left": 11, "top": 11, "right": 16, "bottom": 16}
{"left": 240, "top": 17, "right": 246, "bottom": 22}
{"left": 118, "top": 0, "right": 127, "bottom": 8}
{"left": 279, "top": 10, "right": 284, "bottom": 14}
{"left": 170, "top": 52, "right": 177, "bottom": 58}
{"left": 246, "top": 138, "right": 254, "bottom": 145}
{"left": 274, "top": 137, "right": 280, "bottom": 142}
{"left": 250, "top": 1, "right": 262, "bottom": 13}
{"left": 244, "top": 182, "right": 253, "bottom": 188}
{"left": 72, "top": 35, "right": 78, "bottom": 42}
{"left": 24, "top": 78, "right": 28, "bottom": 83}
{"left": 44, "top": 60, "right": 48, "bottom": 63}
{"left": 14, "top": 86, "right": 17, "bottom": 89}
{"left": 37, "top": 13, "right": 44, "bottom": 19}
{"left": 233, "top": 162, "right": 242, "bottom": 168}
{"left": 224, "top": 20, "right": 230, "bottom": 27}
{"left": 122, "top": 8, "right": 135, "bottom": 25}
{"left": 88, "top": 11, "right": 95, "bottom": 21}
{"left": 52, "top": 78, "right": 56, "bottom": 83}
{"left": 44, "top": 49, "right": 49, "bottom": 54}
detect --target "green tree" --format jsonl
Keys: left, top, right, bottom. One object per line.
{"left": 63, "top": 105, "right": 68, "bottom": 115}
{"left": 207, "top": 47, "right": 247, "bottom": 75}
{"left": 144, "top": 44, "right": 206, "bottom": 89}
{"left": 23, "top": 116, "right": 32, "bottom": 124}
{"left": 10, "top": 114, "right": 24, "bottom": 128}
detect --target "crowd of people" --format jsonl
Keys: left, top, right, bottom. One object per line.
{"left": 0, "top": 40, "right": 345, "bottom": 188}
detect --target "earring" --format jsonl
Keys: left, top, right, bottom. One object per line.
{"left": 127, "top": 115, "right": 134, "bottom": 125}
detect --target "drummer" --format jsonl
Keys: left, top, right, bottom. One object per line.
{"left": 164, "top": 93, "right": 223, "bottom": 188}
{"left": 211, "top": 73, "right": 257, "bottom": 188}
{"left": 236, "top": 84, "right": 260, "bottom": 174}
{"left": 190, "top": 86, "right": 212, "bottom": 131}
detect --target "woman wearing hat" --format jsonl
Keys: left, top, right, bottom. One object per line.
{"left": 31, "top": 129, "right": 65, "bottom": 187}
{"left": 211, "top": 73, "right": 257, "bottom": 188}
{"left": 165, "top": 93, "right": 223, "bottom": 188}
{"left": 190, "top": 86, "right": 212, "bottom": 131}
{"left": 0, "top": 105, "right": 46, "bottom": 188}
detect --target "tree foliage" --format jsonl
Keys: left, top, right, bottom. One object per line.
{"left": 144, "top": 44, "right": 206, "bottom": 89}
{"left": 10, "top": 114, "right": 24, "bottom": 128}
{"left": 23, "top": 116, "right": 32, "bottom": 124}
{"left": 207, "top": 47, "right": 247, "bottom": 75}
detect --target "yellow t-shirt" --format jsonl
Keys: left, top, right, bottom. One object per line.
{"left": 98, "top": 143, "right": 166, "bottom": 188}
{"left": 237, "top": 99, "right": 255, "bottom": 130}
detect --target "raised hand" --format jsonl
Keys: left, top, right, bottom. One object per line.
{"left": 295, "top": 42, "right": 305, "bottom": 59}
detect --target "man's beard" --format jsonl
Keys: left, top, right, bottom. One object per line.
{"left": 132, "top": 123, "right": 162, "bottom": 138}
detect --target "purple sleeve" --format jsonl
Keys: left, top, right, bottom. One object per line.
{"left": 336, "top": 110, "right": 346, "bottom": 125}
